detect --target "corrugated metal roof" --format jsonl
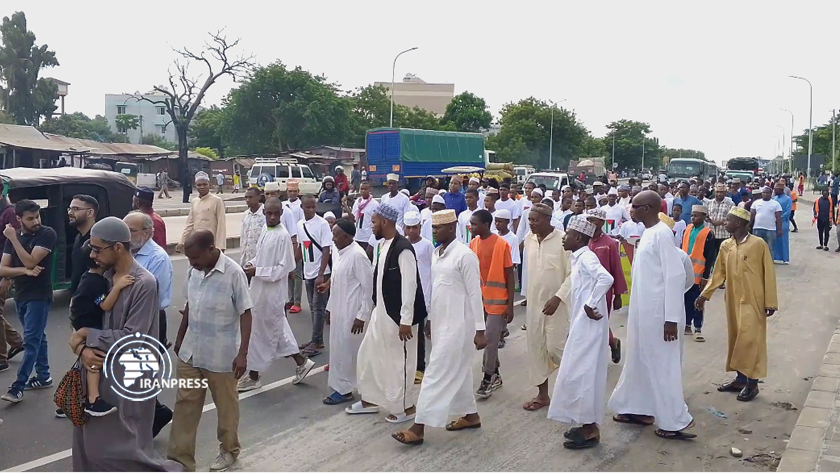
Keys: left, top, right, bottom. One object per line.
{"left": 0, "top": 124, "right": 92, "bottom": 152}
{"left": 42, "top": 134, "right": 171, "bottom": 156}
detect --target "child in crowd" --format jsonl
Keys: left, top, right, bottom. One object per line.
{"left": 670, "top": 203, "right": 686, "bottom": 247}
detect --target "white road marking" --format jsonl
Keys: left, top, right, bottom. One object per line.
{"left": 2, "top": 365, "right": 327, "bottom": 472}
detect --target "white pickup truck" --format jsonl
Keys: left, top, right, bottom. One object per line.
{"left": 247, "top": 158, "right": 322, "bottom": 194}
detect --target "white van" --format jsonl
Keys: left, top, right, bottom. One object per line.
{"left": 247, "top": 158, "right": 321, "bottom": 195}
{"left": 513, "top": 165, "right": 535, "bottom": 185}
{"left": 525, "top": 172, "right": 571, "bottom": 194}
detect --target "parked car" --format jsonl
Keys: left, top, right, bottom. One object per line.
{"left": 247, "top": 158, "right": 321, "bottom": 195}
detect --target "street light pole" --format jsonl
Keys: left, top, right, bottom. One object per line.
{"left": 789, "top": 76, "right": 813, "bottom": 177}
{"left": 780, "top": 108, "right": 794, "bottom": 173}
{"left": 547, "top": 98, "right": 567, "bottom": 171}
{"left": 389, "top": 47, "right": 418, "bottom": 128}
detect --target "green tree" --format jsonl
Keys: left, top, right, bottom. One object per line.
{"left": 603, "top": 119, "right": 661, "bottom": 171}
{"left": 442, "top": 91, "right": 492, "bottom": 133}
{"left": 140, "top": 133, "right": 177, "bottom": 151}
{"left": 38, "top": 112, "right": 121, "bottom": 142}
{"left": 189, "top": 106, "right": 228, "bottom": 157}
{"left": 114, "top": 114, "right": 140, "bottom": 142}
{"left": 193, "top": 146, "right": 218, "bottom": 160}
{"left": 486, "top": 97, "right": 595, "bottom": 169}
{"left": 0, "top": 12, "right": 59, "bottom": 125}
{"left": 224, "top": 61, "right": 354, "bottom": 153}
{"left": 0, "top": 109, "right": 12, "bottom": 124}
{"left": 661, "top": 147, "right": 706, "bottom": 161}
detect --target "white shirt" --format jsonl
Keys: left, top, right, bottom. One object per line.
{"left": 751, "top": 198, "right": 782, "bottom": 231}
{"left": 499, "top": 230, "right": 521, "bottom": 264}
{"left": 495, "top": 197, "right": 522, "bottom": 221}
{"left": 457, "top": 207, "right": 478, "bottom": 244}
{"left": 380, "top": 191, "right": 414, "bottom": 231}
{"left": 297, "top": 214, "right": 333, "bottom": 280}
{"left": 351, "top": 196, "right": 379, "bottom": 243}
{"left": 552, "top": 209, "right": 571, "bottom": 231}
{"left": 600, "top": 203, "right": 631, "bottom": 234}
{"left": 240, "top": 206, "right": 266, "bottom": 266}
{"left": 180, "top": 253, "right": 253, "bottom": 372}
{"left": 410, "top": 237, "right": 435, "bottom": 312}
{"left": 672, "top": 220, "right": 687, "bottom": 248}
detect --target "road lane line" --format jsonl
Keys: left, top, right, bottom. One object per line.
{"left": 2, "top": 365, "right": 327, "bottom": 472}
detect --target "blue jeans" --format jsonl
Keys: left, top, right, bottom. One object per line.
{"left": 12, "top": 299, "right": 51, "bottom": 391}
{"left": 752, "top": 228, "right": 776, "bottom": 254}
{"left": 736, "top": 371, "right": 758, "bottom": 385}
{"left": 684, "top": 284, "right": 703, "bottom": 330}
{"left": 305, "top": 275, "right": 330, "bottom": 345}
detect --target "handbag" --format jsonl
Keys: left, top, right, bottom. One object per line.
{"left": 53, "top": 354, "right": 90, "bottom": 427}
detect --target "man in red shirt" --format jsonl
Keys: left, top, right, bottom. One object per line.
{"left": 334, "top": 166, "right": 349, "bottom": 196}
{"left": 133, "top": 187, "right": 167, "bottom": 250}
{"left": 585, "top": 208, "right": 628, "bottom": 364}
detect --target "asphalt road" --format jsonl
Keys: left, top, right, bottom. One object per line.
{"left": 1, "top": 210, "right": 838, "bottom": 471}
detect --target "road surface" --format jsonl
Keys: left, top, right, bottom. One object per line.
{"left": 0, "top": 210, "right": 837, "bottom": 471}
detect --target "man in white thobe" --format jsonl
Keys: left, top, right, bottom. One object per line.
{"left": 322, "top": 219, "right": 373, "bottom": 405}
{"left": 347, "top": 203, "right": 424, "bottom": 423}
{"left": 238, "top": 198, "right": 315, "bottom": 392}
{"left": 548, "top": 216, "right": 613, "bottom": 450}
{"left": 392, "top": 210, "right": 486, "bottom": 446}
{"left": 522, "top": 203, "right": 571, "bottom": 411}
{"left": 608, "top": 191, "right": 696, "bottom": 439}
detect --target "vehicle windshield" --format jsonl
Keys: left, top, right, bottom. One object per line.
{"left": 668, "top": 161, "right": 704, "bottom": 178}
{"left": 728, "top": 159, "right": 758, "bottom": 172}
{"left": 528, "top": 175, "right": 565, "bottom": 190}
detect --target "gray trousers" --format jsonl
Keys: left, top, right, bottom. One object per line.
{"left": 287, "top": 260, "right": 303, "bottom": 305}
{"left": 482, "top": 313, "right": 506, "bottom": 376}
{"left": 305, "top": 275, "right": 330, "bottom": 345}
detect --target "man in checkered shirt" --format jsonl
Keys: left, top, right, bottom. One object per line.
{"left": 705, "top": 183, "right": 735, "bottom": 264}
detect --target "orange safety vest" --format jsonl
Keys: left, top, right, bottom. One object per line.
{"left": 814, "top": 198, "right": 838, "bottom": 224}
{"left": 469, "top": 235, "right": 510, "bottom": 315}
{"left": 681, "top": 224, "right": 711, "bottom": 285}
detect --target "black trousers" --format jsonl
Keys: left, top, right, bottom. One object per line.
{"left": 817, "top": 219, "right": 831, "bottom": 246}
{"left": 153, "top": 308, "right": 172, "bottom": 438}
{"left": 416, "top": 319, "right": 426, "bottom": 372}
{"left": 789, "top": 209, "right": 798, "bottom": 231}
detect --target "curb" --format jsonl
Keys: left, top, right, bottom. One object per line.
{"left": 777, "top": 325, "right": 840, "bottom": 472}
{"left": 157, "top": 204, "right": 247, "bottom": 218}
{"left": 165, "top": 235, "right": 241, "bottom": 256}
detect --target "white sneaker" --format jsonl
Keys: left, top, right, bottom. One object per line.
{"left": 209, "top": 452, "right": 235, "bottom": 471}
{"left": 293, "top": 359, "right": 316, "bottom": 385}
{"left": 236, "top": 376, "right": 261, "bottom": 393}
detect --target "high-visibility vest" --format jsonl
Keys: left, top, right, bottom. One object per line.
{"left": 469, "top": 235, "right": 510, "bottom": 315}
{"left": 814, "top": 198, "right": 837, "bottom": 223}
{"left": 681, "top": 224, "right": 711, "bottom": 285}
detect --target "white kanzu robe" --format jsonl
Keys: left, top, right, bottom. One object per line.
{"left": 356, "top": 237, "right": 420, "bottom": 414}
{"left": 247, "top": 224, "right": 299, "bottom": 372}
{"left": 326, "top": 242, "right": 374, "bottom": 395}
{"left": 517, "top": 208, "right": 531, "bottom": 294}
{"left": 548, "top": 246, "right": 613, "bottom": 425}
{"left": 415, "top": 241, "right": 485, "bottom": 427}
{"left": 608, "top": 222, "right": 693, "bottom": 431}
{"left": 523, "top": 230, "right": 572, "bottom": 386}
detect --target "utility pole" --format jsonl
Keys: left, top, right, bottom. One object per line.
{"left": 611, "top": 133, "right": 615, "bottom": 167}
{"left": 389, "top": 47, "right": 418, "bottom": 127}
{"left": 641, "top": 137, "right": 645, "bottom": 175}
{"left": 833, "top": 109, "right": 837, "bottom": 172}
{"left": 548, "top": 107, "right": 554, "bottom": 170}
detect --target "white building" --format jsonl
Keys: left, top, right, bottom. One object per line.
{"left": 104, "top": 92, "right": 178, "bottom": 144}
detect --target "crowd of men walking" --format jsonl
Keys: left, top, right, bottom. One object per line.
{"left": 0, "top": 167, "right": 783, "bottom": 470}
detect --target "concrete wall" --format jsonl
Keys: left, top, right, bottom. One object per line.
{"left": 104, "top": 93, "right": 179, "bottom": 145}
{"left": 373, "top": 81, "right": 455, "bottom": 116}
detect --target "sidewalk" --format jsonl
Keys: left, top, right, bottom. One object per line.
{"left": 152, "top": 189, "right": 247, "bottom": 217}
{"left": 162, "top": 212, "right": 244, "bottom": 255}
{"left": 778, "top": 322, "right": 840, "bottom": 471}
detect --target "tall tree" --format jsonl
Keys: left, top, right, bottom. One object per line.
{"left": 442, "top": 91, "right": 492, "bottom": 133}
{"left": 662, "top": 147, "right": 706, "bottom": 161}
{"left": 189, "top": 105, "right": 228, "bottom": 157}
{"left": 114, "top": 114, "right": 140, "bottom": 142}
{"left": 0, "top": 12, "right": 59, "bottom": 125}
{"left": 223, "top": 62, "right": 353, "bottom": 153}
{"left": 38, "top": 112, "right": 121, "bottom": 142}
{"left": 133, "top": 30, "right": 254, "bottom": 202}
{"left": 603, "top": 119, "right": 661, "bottom": 171}
{"left": 486, "top": 97, "right": 595, "bottom": 169}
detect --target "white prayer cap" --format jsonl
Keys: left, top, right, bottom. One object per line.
{"left": 561, "top": 185, "right": 571, "bottom": 191}
{"left": 432, "top": 209, "right": 457, "bottom": 225}
{"left": 432, "top": 194, "right": 446, "bottom": 205}
{"left": 194, "top": 171, "right": 210, "bottom": 183}
{"left": 469, "top": 177, "right": 480, "bottom": 184}
{"left": 567, "top": 215, "right": 596, "bottom": 237}
{"left": 399, "top": 189, "right": 410, "bottom": 196}
{"left": 386, "top": 173, "right": 400, "bottom": 182}
{"left": 494, "top": 209, "right": 512, "bottom": 220}
{"left": 438, "top": 189, "right": 447, "bottom": 196}
{"left": 607, "top": 187, "right": 619, "bottom": 196}
{"left": 586, "top": 208, "right": 607, "bottom": 221}
{"left": 404, "top": 210, "right": 422, "bottom": 226}
{"left": 593, "top": 181, "right": 603, "bottom": 187}
{"left": 324, "top": 211, "right": 336, "bottom": 220}
{"left": 264, "top": 181, "right": 280, "bottom": 192}
{"left": 531, "top": 188, "right": 544, "bottom": 197}
{"left": 691, "top": 204, "right": 707, "bottom": 214}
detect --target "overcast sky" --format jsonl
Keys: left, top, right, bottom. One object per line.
{"left": 8, "top": 0, "right": 840, "bottom": 163}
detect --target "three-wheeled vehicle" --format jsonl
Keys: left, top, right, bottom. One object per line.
{"left": 114, "top": 162, "right": 139, "bottom": 184}
{"left": 1, "top": 167, "right": 136, "bottom": 290}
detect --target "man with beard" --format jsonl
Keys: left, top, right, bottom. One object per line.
{"left": 132, "top": 187, "right": 167, "bottom": 250}
{"left": 124, "top": 212, "right": 175, "bottom": 436}
{"left": 176, "top": 171, "right": 226, "bottom": 253}
{"left": 68, "top": 217, "right": 180, "bottom": 471}
{"left": 0, "top": 179, "right": 22, "bottom": 378}
{"left": 68, "top": 194, "right": 99, "bottom": 294}
{"left": 0, "top": 200, "right": 56, "bottom": 404}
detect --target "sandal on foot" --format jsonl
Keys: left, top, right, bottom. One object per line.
{"left": 693, "top": 333, "right": 705, "bottom": 342}
{"left": 386, "top": 412, "right": 416, "bottom": 424}
{"left": 392, "top": 430, "right": 424, "bottom": 446}
{"left": 612, "top": 414, "right": 654, "bottom": 426}
{"left": 446, "top": 417, "right": 481, "bottom": 431}
{"left": 522, "top": 398, "right": 549, "bottom": 411}
{"left": 323, "top": 391, "right": 354, "bottom": 405}
{"left": 414, "top": 371, "right": 424, "bottom": 385}
{"left": 301, "top": 345, "right": 324, "bottom": 357}
{"left": 563, "top": 429, "right": 600, "bottom": 449}
{"left": 345, "top": 401, "right": 379, "bottom": 415}
{"left": 654, "top": 428, "right": 697, "bottom": 440}
{"left": 611, "top": 339, "right": 621, "bottom": 364}
{"left": 564, "top": 426, "right": 582, "bottom": 439}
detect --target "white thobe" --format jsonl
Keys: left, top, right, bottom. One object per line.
{"left": 517, "top": 209, "right": 531, "bottom": 295}
{"left": 326, "top": 243, "right": 374, "bottom": 395}
{"left": 608, "top": 222, "right": 693, "bottom": 432}
{"left": 411, "top": 237, "right": 434, "bottom": 312}
{"left": 548, "top": 246, "right": 613, "bottom": 425}
{"left": 456, "top": 207, "right": 477, "bottom": 245}
{"left": 524, "top": 230, "right": 572, "bottom": 386}
{"left": 239, "top": 206, "right": 265, "bottom": 266}
{"left": 415, "top": 241, "right": 485, "bottom": 427}
{"left": 380, "top": 191, "right": 413, "bottom": 232}
{"left": 247, "top": 224, "right": 299, "bottom": 372}
{"left": 420, "top": 208, "right": 434, "bottom": 243}
{"left": 356, "top": 237, "right": 420, "bottom": 414}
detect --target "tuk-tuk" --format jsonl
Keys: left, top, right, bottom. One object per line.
{"left": 1, "top": 167, "right": 136, "bottom": 290}
{"left": 114, "top": 162, "right": 139, "bottom": 184}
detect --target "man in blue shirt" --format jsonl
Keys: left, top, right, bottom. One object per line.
{"left": 831, "top": 173, "right": 839, "bottom": 208}
{"left": 672, "top": 181, "right": 703, "bottom": 224}
{"left": 443, "top": 177, "right": 467, "bottom": 216}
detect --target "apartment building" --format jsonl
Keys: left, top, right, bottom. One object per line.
{"left": 104, "top": 92, "right": 178, "bottom": 144}
{"left": 374, "top": 74, "right": 455, "bottom": 117}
